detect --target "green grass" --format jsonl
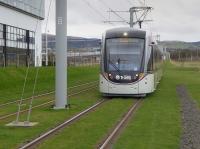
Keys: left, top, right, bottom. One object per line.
{"left": 38, "top": 99, "right": 134, "bottom": 149}
{"left": 0, "top": 89, "right": 101, "bottom": 149}
{"left": 0, "top": 65, "right": 100, "bottom": 149}
{"left": 0, "top": 66, "right": 99, "bottom": 104}
{"left": 114, "top": 62, "right": 200, "bottom": 149}
{"left": 171, "top": 60, "right": 200, "bottom": 69}
{"left": 177, "top": 67, "right": 200, "bottom": 106}
{"left": 0, "top": 84, "right": 97, "bottom": 117}
{"left": 2, "top": 62, "right": 200, "bottom": 149}
{"left": 169, "top": 61, "right": 200, "bottom": 106}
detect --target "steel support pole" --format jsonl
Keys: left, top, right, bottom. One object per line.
{"left": 45, "top": 33, "right": 48, "bottom": 66}
{"left": 26, "top": 30, "right": 30, "bottom": 67}
{"left": 129, "top": 9, "right": 134, "bottom": 28}
{"left": 3, "top": 24, "right": 7, "bottom": 67}
{"left": 54, "top": 0, "right": 67, "bottom": 109}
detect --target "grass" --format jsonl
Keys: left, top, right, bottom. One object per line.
{"left": 114, "top": 61, "right": 200, "bottom": 149}
{"left": 174, "top": 63, "right": 200, "bottom": 106}
{"left": 171, "top": 60, "right": 200, "bottom": 69}
{"left": 37, "top": 99, "right": 134, "bottom": 149}
{"left": 0, "top": 89, "right": 100, "bottom": 149}
{"left": 170, "top": 61, "right": 200, "bottom": 105}
{"left": 1, "top": 61, "right": 200, "bottom": 149}
{"left": 0, "top": 65, "right": 100, "bottom": 149}
{"left": 114, "top": 64, "right": 181, "bottom": 149}
{"left": 0, "top": 65, "right": 99, "bottom": 104}
{"left": 0, "top": 84, "right": 97, "bottom": 117}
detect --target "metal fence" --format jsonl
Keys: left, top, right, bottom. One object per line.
{"left": 168, "top": 48, "right": 200, "bottom": 62}
{"left": 0, "top": 48, "right": 35, "bottom": 67}
{"left": 42, "top": 51, "right": 100, "bottom": 66}
{"left": 0, "top": 54, "right": 4, "bottom": 67}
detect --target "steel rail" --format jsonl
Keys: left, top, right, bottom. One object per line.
{"left": 0, "top": 80, "right": 98, "bottom": 108}
{"left": 99, "top": 100, "right": 142, "bottom": 149}
{"left": 19, "top": 99, "right": 105, "bottom": 149}
{"left": 0, "top": 85, "right": 97, "bottom": 121}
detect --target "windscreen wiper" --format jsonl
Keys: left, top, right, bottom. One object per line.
{"left": 109, "top": 59, "right": 121, "bottom": 74}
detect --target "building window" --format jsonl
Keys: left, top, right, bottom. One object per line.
{"left": 0, "top": 0, "right": 45, "bottom": 18}
{"left": 0, "top": 24, "right": 4, "bottom": 46}
{"left": 0, "top": 23, "right": 35, "bottom": 67}
{"left": 5, "top": 25, "right": 35, "bottom": 50}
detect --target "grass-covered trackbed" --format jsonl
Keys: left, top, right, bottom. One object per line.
{"left": 1, "top": 62, "right": 200, "bottom": 149}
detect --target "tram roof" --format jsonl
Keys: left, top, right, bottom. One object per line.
{"left": 105, "top": 27, "right": 146, "bottom": 39}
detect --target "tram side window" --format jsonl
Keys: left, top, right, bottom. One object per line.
{"left": 147, "top": 46, "right": 153, "bottom": 72}
{"left": 154, "top": 46, "right": 163, "bottom": 69}
{"left": 154, "top": 46, "right": 160, "bottom": 70}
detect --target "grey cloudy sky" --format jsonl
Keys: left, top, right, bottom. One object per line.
{"left": 42, "top": 0, "right": 200, "bottom": 42}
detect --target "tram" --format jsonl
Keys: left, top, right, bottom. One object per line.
{"left": 99, "top": 27, "right": 163, "bottom": 97}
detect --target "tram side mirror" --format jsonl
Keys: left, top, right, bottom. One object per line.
{"left": 99, "top": 41, "right": 102, "bottom": 46}
{"left": 149, "top": 43, "right": 154, "bottom": 51}
{"left": 149, "top": 42, "right": 155, "bottom": 46}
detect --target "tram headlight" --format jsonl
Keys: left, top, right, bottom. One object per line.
{"left": 108, "top": 73, "right": 114, "bottom": 79}
{"left": 123, "top": 32, "right": 128, "bottom": 36}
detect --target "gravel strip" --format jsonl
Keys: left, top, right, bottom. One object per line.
{"left": 176, "top": 85, "right": 200, "bottom": 149}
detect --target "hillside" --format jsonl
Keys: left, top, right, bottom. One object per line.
{"left": 159, "top": 41, "right": 200, "bottom": 49}
{"left": 42, "top": 34, "right": 200, "bottom": 51}
{"left": 42, "top": 34, "right": 101, "bottom": 50}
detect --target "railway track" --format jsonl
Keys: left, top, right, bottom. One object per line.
{"left": 0, "top": 80, "right": 98, "bottom": 108}
{"left": 0, "top": 84, "right": 97, "bottom": 121}
{"left": 19, "top": 99, "right": 106, "bottom": 149}
{"left": 99, "top": 99, "right": 142, "bottom": 149}
{"left": 18, "top": 98, "right": 142, "bottom": 149}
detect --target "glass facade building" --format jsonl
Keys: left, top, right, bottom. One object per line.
{"left": 0, "top": 23, "right": 35, "bottom": 66}
{"left": 0, "top": 0, "right": 44, "bottom": 67}
{"left": 0, "top": 0, "right": 45, "bottom": 19}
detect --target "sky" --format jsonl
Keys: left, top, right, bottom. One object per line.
{"left": 42, "top": 0, "right": 200, "bottom": 42}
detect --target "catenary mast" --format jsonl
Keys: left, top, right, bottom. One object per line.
{"left": 55, "top": 0, "right": 67, "bottom": 109}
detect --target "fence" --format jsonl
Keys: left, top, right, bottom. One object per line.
{"left": 42, "top": 51, "right": 100, "bottom": 67}
{"left": 168, "top": 48, "right": 200, "bottom": 62}
{"left": 0, "top": 47, "right": 35, "bottom": 67}
{"left": 0, "top": 54, "right": 4, "bottom": 67}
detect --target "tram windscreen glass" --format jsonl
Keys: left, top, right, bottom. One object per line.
{"left": 106, "top": 38, "right": 144, "bottom": 71}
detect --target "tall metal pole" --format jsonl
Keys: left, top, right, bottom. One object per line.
{"left": 45, "top": 32, "right": 48, "bottom": 66}
{"left": 55, "top": 0, "right": 67, "bottom": 109}
{"left": 129, "top": 8, "right": 134, "bottom": 28}
{"left": 3, "top": 24, "right": 7, "bottom": 67}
